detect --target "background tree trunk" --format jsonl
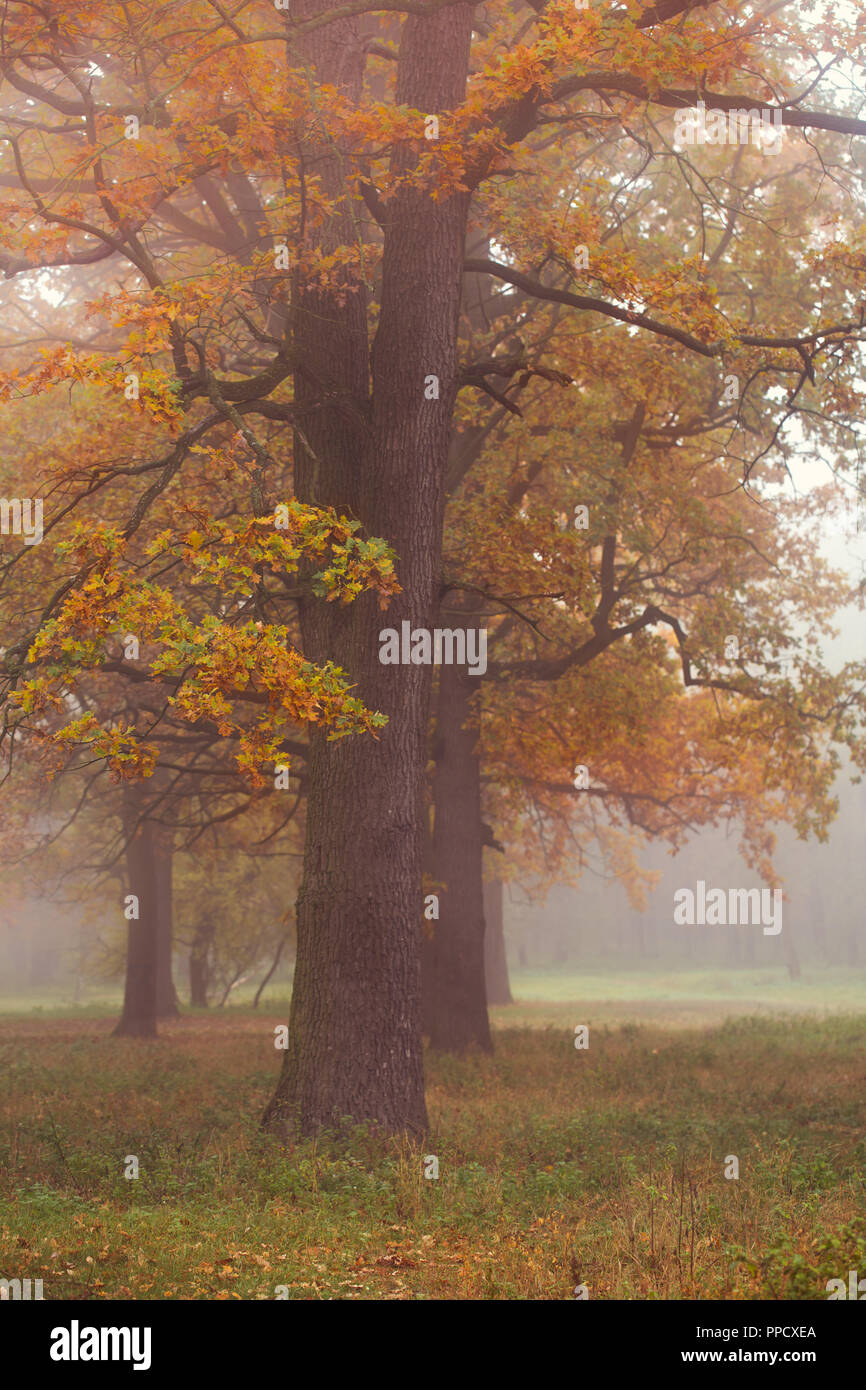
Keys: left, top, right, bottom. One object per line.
{"left": 484, "top": 876, "right": 513, "bottom": 1006}
{"left": 189, "top": 920, "right": 214, "bottom": 1007}
{"left": 422, "top": 230, "right": 503, "bottom": 1048}
{"left": 743, "top": 927, "right": 755, "bottom": 965}
{"left": 425, "top": 629, "right": 493, "bottom": 1053}
{"left": 113, "top": 784, "right": 158, "bottom": 1038}
{"left": 262, "top": 0, "right": 474, "bottom": 1136}
{"left": 154, "top": 825, "right": 179, "bottom": 1017}
{"left": 783, "top": 913, "right": 801, "bottom": 980}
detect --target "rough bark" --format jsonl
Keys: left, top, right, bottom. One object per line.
{"left": 420, "top": 759, "right": 437, "bottom": 1038}
{"left": 425, "top": 628, "right": 493, "bottom": 1053}
{"left": 112, "top": 784, "right": 158, "bottom": 1038}
{"left": 262, "top": 1, "right": 475, "bottom": 1135}
{"left": 483, "top": 876, "right": 513, "bottom": 1006}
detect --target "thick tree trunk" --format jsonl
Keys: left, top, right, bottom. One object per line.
{"left": 113, "top": 784, "right": 158, "bottom": 1038}
{"left": 484, "top": 877, "right": 513, "bottom": 1006}
{"left": 425, "top": 634, "right": 493, "bottom": 1053}
{"left": 154, "top": 825, "right": 179, "bottom": 1017}
{"left": 262, "top": 1, "right": 474, "bottom": 1135}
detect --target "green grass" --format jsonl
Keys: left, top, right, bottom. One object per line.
{"left": 4, "top": 964, "right": 864, "bottom": 1023}
{"left": 493, "top": 965, "right": 866, "bottom": 1029}
{"left": 1, "top": 996, "right": 865, "bottom": 1299}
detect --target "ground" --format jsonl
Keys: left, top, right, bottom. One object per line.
{"left": 1, "top": 968, "right": 864, "bottom": 1299}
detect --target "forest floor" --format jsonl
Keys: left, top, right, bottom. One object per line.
{"left": 1, "top": 980, "right": 864, "bottom": 1299}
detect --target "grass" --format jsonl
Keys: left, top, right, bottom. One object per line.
{"left": 493, "top": 965, "right": 866, "bottom": 1029}
{"left": 1, "top": 980, "right": 865, "bottom": 1299}
{"left": 3, "top": 963, "right": 865, "bottom": 1021}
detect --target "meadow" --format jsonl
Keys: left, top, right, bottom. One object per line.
{"left": 1, "top": 968, "right": 864, "bottom": 1300}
